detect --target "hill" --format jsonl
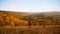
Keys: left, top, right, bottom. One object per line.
{"left": 0, "top": 10, "right": 32, "bottom": 26}
{"left": 0, "top": 10, "right": 60, "bottom": 26}
{"left": 21, "top": 11, "right": 60, "bottom": 26}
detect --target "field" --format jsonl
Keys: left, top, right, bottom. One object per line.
{"left": 0, "top": 11, "right": 60, "bottom": 34}
{"left": 0, "top": 25, "right": 60, "bottom": 34}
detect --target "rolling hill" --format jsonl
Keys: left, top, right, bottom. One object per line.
{"left": 0, "top": 10, "right": 60, "bottom": 26}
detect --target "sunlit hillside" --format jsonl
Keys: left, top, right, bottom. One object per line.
{"left": 0, "top": 10, "right": 60, "bottom": 34}
{"left": 0, "top": 10, "right": 32, "bottom": 26}
{"left": 0, "top": 11, "right": 60, "bottom": 26}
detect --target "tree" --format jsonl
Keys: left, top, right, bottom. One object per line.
{"left": 3, "top": 15, "right": 7, "bottom": 20}
{"left": 21, "top": 16, "right": 33, "bottom": 28}
{"left": 0, "top": 21, "right": 5, "bottom": 26}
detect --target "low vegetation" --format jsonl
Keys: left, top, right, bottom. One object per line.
{"left": 0, "top": 11, "right": 60, "bottom": 34}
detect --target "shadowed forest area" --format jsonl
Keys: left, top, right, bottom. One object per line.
{"left": 0, "top": 10, "right": 60, "bottom": 34}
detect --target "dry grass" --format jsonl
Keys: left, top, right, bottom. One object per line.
{"left": 0, "top": 25, "right": 60, "bottom": 34}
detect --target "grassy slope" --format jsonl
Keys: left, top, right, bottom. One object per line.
{"left": 0, "top": 10, "right": 60, "bottom": 34}
{"left": 0, "top": 25, "right": 60, "bottom": 34}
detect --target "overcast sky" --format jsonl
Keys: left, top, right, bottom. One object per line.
{"left": 0, "top": 0, "right": 60, "bottom": 12}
